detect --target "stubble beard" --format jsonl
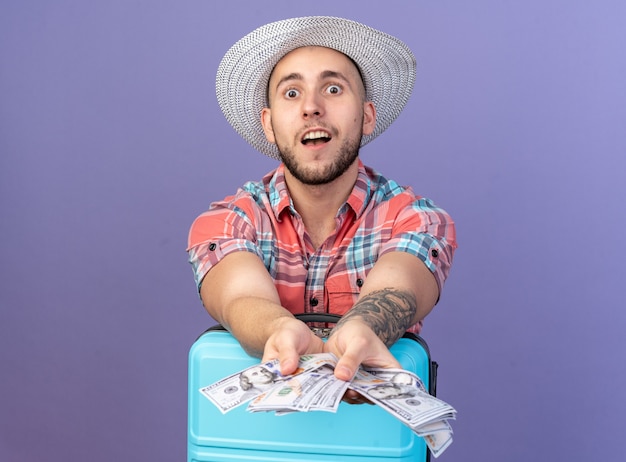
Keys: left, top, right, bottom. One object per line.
{"left": 277, "top": 134, "right": 362, "bottom": 186}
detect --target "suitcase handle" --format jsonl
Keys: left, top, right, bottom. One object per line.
{"left": 203, "top": 312, "right": 341, "bottom": 334}
{"left": 205, "top": 313, "right": 428, "bottom": 354}
{"left": 293, "top": 312, "right": 341, "bottom": 324}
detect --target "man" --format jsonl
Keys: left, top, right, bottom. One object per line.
{"left": 187, "top": 17, "right": 456, "bottom": 401}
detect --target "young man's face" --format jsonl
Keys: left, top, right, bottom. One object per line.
{"left": 261, "top": 46, "right": 376, "bottom": 185}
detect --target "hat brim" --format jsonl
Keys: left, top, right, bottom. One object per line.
{"left": 216, "top": 16, "right": 416, "bottom": 160}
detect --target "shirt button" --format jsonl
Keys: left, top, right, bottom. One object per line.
{"left": 431, "top": 249, "right": 439, "bottom": 258}
{"left": 310, "top": 297, "right": 319, "bottom": 307}
{"left": 209, "top": 243, "right": 217, "bottom": 251}
{"left": 356, "top": 278, "right": 364, "bottom": 287}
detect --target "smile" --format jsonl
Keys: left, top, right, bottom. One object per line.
{"left": 301, "top": 130, "right": 332, "bottom": 146}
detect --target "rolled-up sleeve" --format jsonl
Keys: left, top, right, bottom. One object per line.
{"left": 380, "top": 196, "right": 457, "bottom": 294}
{"left": 187, "top": 197, "right": 261, "bottom": 291}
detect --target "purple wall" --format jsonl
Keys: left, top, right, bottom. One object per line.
{"left": 2, "top": 1, "right": 625, "bottom": 460}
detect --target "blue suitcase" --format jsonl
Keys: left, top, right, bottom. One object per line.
{"left": 188, "top": 314, "right": 438, "bottom": 462}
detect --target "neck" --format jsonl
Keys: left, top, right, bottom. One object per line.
{"left": 285, "top": 162, "right": 358, "bottom": 248}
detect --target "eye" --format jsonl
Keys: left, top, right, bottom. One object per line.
{"left": 326, "top": 84, "right": 342, "bottom": 95}
{"left": 284, "top": 88, "right": 299, "bottom": 99}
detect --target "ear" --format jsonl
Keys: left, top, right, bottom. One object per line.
{"left": 362, "top": 101, "right": 376, "bottom": 136}
{"left": 260, "top": 107, "right": 276, "bottom": 143}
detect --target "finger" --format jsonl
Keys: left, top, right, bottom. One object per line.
{"left": 277, "top": 351, "right": 300, "bottom": 376}
{"left": 342, "top": 390, "right": 374, "bottom": 405}
{"left": 261, "top": 346, "right": 278, "bottom": 364}
{"left": 334, "top": 339, "right": 402, "bottom": 381}
{"left": 264, "top": 343, "right": 300, "bottom": 375}
{"left": 263, "top": 338, "right": 299, "bottom": 375}
{"left": 333, "top": 345, "right": 364, "bottom": 381}
{"left": 262, "top": 348, "right": 299, "bottom": 375}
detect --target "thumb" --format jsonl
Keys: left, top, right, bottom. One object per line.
{"left": 333, "top": 342, "right": 402, "bottom": 381}
{"left": 278, "top": 350, "right": 300, "bottom": 376}
{"left": 262, "top": 344, "right": 299, "bottom": 376}
{"left": 333, "top": 349, "right": 362, "bottom": 381}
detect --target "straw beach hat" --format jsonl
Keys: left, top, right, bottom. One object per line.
{"left": 216, "top": 16, "right": 417, "bottom": 160}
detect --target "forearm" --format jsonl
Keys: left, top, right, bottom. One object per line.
{"left": 334, "top": 252, "right": 439, "bottom": 347}
{"left": 198, "top": 251, "right": 298, "bottom": 358}
{"left": 336, "top": 288, "right": 417, "bottom": 347}
{"left": 206, "top": 293, "right": 294, "bottom": 358}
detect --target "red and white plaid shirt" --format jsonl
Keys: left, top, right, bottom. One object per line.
{"left": 187, "top": 161, "right": 456, "bottom": 333}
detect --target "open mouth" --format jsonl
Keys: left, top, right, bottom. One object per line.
{"left": 301, "top": 130, "right": 332, "bottom": 146}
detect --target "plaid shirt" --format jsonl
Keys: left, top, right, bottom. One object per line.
{"left": 187, "top": 161, "right": 456, "bottom": 333}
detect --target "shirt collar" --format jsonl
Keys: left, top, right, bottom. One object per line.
{"left": 267, "top": 160, "right": 376, "bottom": 220}
{"left": 267, "top": 164, "right": 292, "bottom": 219}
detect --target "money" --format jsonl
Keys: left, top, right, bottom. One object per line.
{"left": 420, "top": 423, "right": 454, "bottom": 458}
{"left": 199, "top": 353, "right": 338, "bottom": 414}
{"left": 200, "top": 353, "right": 456, "bottom": 458}
{"left": 347, "top": 367, "right": 456, "bottom": 457}
{"left": 349, "top": 368, "right": 455, "bottom": 428}
{"left": 248, "top": 368, "right": 347, "bottom": 414}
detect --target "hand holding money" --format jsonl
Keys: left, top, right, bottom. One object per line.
{"left": 322, "top": 318, "right": 402, "bottom": 381}
{"left": 261, "top": 316, "right": 326, "bottom": 375}
{"left": 200, "top": 353, "right": 456, "bottom": 458}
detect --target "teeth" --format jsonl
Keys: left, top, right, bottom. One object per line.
{"left": 303, "top": 130, "right": 330, "bottom": 141}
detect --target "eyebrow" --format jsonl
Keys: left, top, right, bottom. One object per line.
{"left": 274, "top": 72, "right": 303, "bottom": 91}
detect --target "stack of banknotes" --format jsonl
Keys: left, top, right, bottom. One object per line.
{"left": 200, "top": 353, "right": 456, "bottom": 458}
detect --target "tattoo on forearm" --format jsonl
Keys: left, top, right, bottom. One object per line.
{"left": 336, "top": 288, "right": 418, "bottom": 346}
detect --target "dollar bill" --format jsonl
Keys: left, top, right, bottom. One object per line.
{"left": 199, "top": 353, "right": 456, "bottom": 458}
{"left": 200, "top": 353, "right": 338, "bottom": 414}
{"left": 412, "top": 419, "right": 453, "bottom": 437}
{"left": 247, "top": 370, "right": 326, "bottom": 413}
{"left": 361, "top": 367, "right": 428, "bottom": 393}
{"left": 306, "top": 365, "right": 350, "bottom": 412}
{"left": 199, "top": 359, "right": 284, "bottom": 414}
{"left": 420, "top": 424, "right": 454, "bottom": 459}
{"left": 248, "top": 363, "right": 348, "bottom": 414}
{"left": 348, "top": 369, "right": 456, "bottom": 429}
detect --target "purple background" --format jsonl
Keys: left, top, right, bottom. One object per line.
{"left": 2, "top": 1, "right": 625, "bottom": 461}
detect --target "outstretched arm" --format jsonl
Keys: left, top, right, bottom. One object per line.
{"left": 200, "top": 251, "right": 324, "bottom": 374}
{"left": 325, "top": 251, "right": 438, "bottom": 381}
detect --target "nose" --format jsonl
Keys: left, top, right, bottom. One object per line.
{"left": 302, "top": 92, "right": 323, "bottom": 119}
